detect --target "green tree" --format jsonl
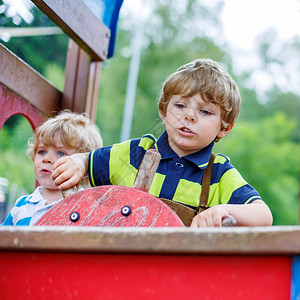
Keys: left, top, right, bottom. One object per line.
{"left": 0, "top": 0, "right": 68, "bottom": 77}
{"left": 215, "top": 112, "right": 300, "bottom": 225}
{"left": 0, "top": 116, "right": 35, "bottom": 206}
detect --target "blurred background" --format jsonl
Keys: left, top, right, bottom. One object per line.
{"left": 0, "top": 0, "right": 299, "bottom": 225}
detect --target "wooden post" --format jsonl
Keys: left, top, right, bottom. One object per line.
{"left": 62, "top": 39, "right": 102, "bottom": 121}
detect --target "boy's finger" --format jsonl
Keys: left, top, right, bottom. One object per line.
{"left": 52, "top": 156, "right": 69, "bottom": 170}
{"left": 54, "top": 173, "right": 81, "bottom": 190}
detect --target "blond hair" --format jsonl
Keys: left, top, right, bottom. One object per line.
{"left": 28, "top": 110, "right": 103, "bottom": 160}
{"left": 158, "top": 59, "right": 241, "bottom": 140}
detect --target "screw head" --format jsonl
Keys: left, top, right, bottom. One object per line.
{"left": 70, "top": 212, "right": 80, "bottom": 222}
{"left": 121, "top": 206, "right": 132, "bottom": 216}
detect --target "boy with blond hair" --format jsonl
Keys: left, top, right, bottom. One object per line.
{"left": 2, "top": 110, "right": 102, "bottom": 226}
{"left": 52, "top": 59, "right": 272, "bottom": 227}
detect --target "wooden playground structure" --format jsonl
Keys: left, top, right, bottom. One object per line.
{"left": 1, "top": 1, "right": 300, "bottom": 299}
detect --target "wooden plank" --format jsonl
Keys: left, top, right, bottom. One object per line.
{"left": 72, "top": 47, "right": 92, "bottom": 112}
{"left": 36, "top": 186, "right": 185, "bottom": 227}
{"left": 62, "top": 39, "right": 102, "bottom": 119}
{"left": 85, "top": 61, "right": 101, "bottom": 121}
{"left": 133, "top": 149, "right": 161, "bottom": 192}
{"left": 0, "top": 83, "right": 46, "bottom": 130}
{"left": 1, "top": 226, "right": 300, "bottom": 255}
{"left": 0, "top": 252, "right": 291, "bottom": 300}
{"left": 62, "top": 39, "right": 101, "bottom": 116}
{"left": 0, "top": 43, "right": 62, "bottom": 116}
{"left": 32, "top": 0, "right": 110, "bottom": 61}
{"left": 61, "top": 39, "right": 80, "bottom": 111}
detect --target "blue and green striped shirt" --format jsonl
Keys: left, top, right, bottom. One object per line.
{"left": 88, "top": 131, "right": 261, "bottom": 209}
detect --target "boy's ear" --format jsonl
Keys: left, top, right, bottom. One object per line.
{"left": 217, "top": 122, "right": 234, "bottom": 139}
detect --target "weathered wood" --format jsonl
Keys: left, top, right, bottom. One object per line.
{"left": 85, "top": 61, "right": 101, "bottom": 121}
{"left": 0, "top": 44, "right": 62, "bottom": 116}
{"left": 60, "top": 39, "right": 80, "bottom": 111}
{"left": 133, "top": 149, "right": 161, "bottom": 192}
{"left": 1, "top": 226, "right": 300, "bottom": 255}
{"left": 36, "top": 186, "right": 185, "bottom": 227}
{"left": 31, "top": 0, "right": 110, "bottom": 61}
{"left": 0, "top": 84, "right": 46, "bottom": 130}
{"left": 62, "top": 40, "right": 90, "bottom": 112}
{"left": 62, "top": 39, "right": 101, "bottom": 119}
{"left": 72, "top": 46, "right": 91, "bottom": 112}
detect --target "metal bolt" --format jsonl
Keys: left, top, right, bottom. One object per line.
{"left": 121, "top": 206, "right": 132, "bottom": 217}
{"left": 70, "top": 212, "right": 80, "bottom": 222}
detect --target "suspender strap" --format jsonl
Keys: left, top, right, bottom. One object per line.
{"left": 196, "top": 153, "right": 216, "bottom": 215}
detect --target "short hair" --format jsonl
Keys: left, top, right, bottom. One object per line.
{"left": 158, "top": 58, "right": 241, "bottom": 132}
{"left": 28, "top": 110, "right": 103, "bottom": 160}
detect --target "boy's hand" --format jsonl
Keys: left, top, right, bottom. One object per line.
{"left": 190, "top": 200, "right": 273, "bottom": 227}
{"left": 52, "top": 153, "right": 88, "bottom": 191}
{"left": 191, "top": 204, "right": 230, "bottom": 227}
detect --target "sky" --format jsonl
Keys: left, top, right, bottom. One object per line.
{"left": 221, "top": 0, "right": 300, "bottom": 96}
{"left": 222, "top": 0, "right": 300, "bottom": 50}
{"left": 121, "top": 0, "right": 300, "bottom": 49}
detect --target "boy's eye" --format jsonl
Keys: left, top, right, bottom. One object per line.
{"left": 58, "top": 151, "right": 67, "bottom": 157}
{"left": 175, "top": 104, "right": 186, "bottom": 109}
{"left": 200, "top": 109, "right": 211, "bottom": 115}
{"left": 38, "top": 150, "right": 46, "bottom": 155}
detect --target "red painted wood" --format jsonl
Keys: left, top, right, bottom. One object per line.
{"left": 0, "top": 84, "right": 46, "bottom": 130}
{"left": 0, "top": 252, "right": 291, "bottom": 300}
{"left": 36, "top": 186, "right": 185, "bottom": 227}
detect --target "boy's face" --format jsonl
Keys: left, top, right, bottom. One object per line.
{"left": 162, "top": 94, "right": 231, "bottom": 157}
{"left": 33, "top": 135, "right": 76, "bottom": 191}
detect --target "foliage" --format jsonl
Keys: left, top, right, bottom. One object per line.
{"left": 44, "top": 63, "right": 65, "bottom": 91}
{"left": 215, "top": 113, "right": 300, "bottom": 225}
{"left": 0, "top": 0, "right": 68, "bottom": 76}
{"left": 0, "top": 116, "right": 35, "bottom": 205}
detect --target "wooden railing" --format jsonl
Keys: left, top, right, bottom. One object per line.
{"left": 0, "top": 0, "right": 112, "bottom": 131}
{"left": 0, "top": 226, "right": 299, "bottom": 299}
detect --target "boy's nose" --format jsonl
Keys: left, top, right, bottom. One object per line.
{"left": 185, "top": 109, "right": 196, "bottom": 122}
{"left": 43, "top": 153, "right": 54, "bottom": 163}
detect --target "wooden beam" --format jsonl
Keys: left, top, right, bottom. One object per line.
{"left": 85, "top": 61, "right": 101, "bottom": 121}
{"left": 31, "top": 0, "right": 110, "bottom": 61}
{"left": 0, "top": 83, "right": 46, "bottom": 130}
{"left": 62, "top": 39, "right": 101, "bottom": 121}
{"left": 1, "top": 226, "right": 300, "bottom": 255}
{"left": 0, "top": 43, "right": 62, "bottom": 116}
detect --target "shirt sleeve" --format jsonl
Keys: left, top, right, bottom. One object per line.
{"left": 209, "top": 154, "right": 262, "bottom": 206}
{"left": 88, "top": 146, "right": 112, "bottom": 187}
{"left": 1, "top": 195, "right": 30, "bottom": 226}
{"left": 88, "top": 137, "right": 151, "bottom": 188}
{"left": 1, "top": 213, "right": 13, "bottom": 225}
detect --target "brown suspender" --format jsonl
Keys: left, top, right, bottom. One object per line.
{"left": 196, "top": 153, "right": 216, "bottom": 214}
{"left": 136, "top": 149, "right": 236, "bottom": 227}
{"left": 160, "top": 153, "right": 216, "bottom": 226}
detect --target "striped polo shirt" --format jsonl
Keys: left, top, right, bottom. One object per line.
{"left": 1, "top": 186, "right": 62, "bottom": 226}
{"left": 89, "top": 131, "right": 262, "bottom": 210}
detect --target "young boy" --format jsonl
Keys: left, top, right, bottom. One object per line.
{"left": 52, "top": 59, "right": 273, "bottom": 227}
{"left": 2, "top": 110, "right": 103, "bottom": 226}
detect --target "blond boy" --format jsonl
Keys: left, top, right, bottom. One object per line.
{"left": 2, "top": 110, "right": 102, "bottom": 226}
